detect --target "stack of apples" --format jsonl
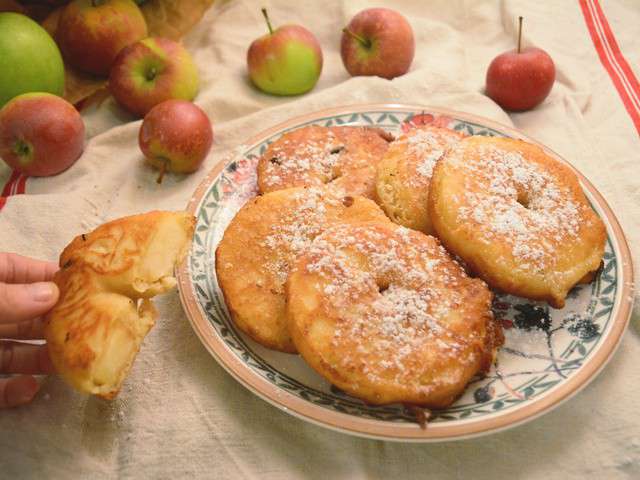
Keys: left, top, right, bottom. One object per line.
{"left": 56, "top": 0, "right": 201, "bottom": 118}
{"left": 0, "top": 0, "right": 212, "bottom": 181}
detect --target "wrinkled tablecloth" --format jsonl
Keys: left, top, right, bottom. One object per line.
{"left": 1, "top": 0, "right": 639, "bottom": 478}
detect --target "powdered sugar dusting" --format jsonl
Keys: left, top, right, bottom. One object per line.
{"left": 299, "top": 224, "right": 492, "bottom": 389}
{"left": 452, "top": 143, "right": 584, "bottom": 271}
{"left": 261, "top": 188, "right": 340, "bottom": 284}
{"left": 396, "top": 127, "right": 463, "bottom": 185}
{"left": 263, "top": 132, "right": 342, "bottom": 187}
{"left": 260, "top": 126, "right": 387, "bottom": 192}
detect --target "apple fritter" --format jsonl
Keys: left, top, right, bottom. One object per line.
{"left": 428, "top": 136, "right": 606, "bottom": 308}
{"left": 215, "top": 186, "right": 389, "bottom": 353}
{"left": 44, "top": 211, "right": 195, "bottom": 399}
{"left": 287, "top": 222, "right": 502, "bottom": 407}
{"left": 257, "top": 125, "right": 391, "bottom": 199}
{"left": 375, "top": 125, "right": 465, "bottom": 234}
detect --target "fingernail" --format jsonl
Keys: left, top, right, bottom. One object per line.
{"left": 28, "top": 282, "right": 56, "bottom": 302}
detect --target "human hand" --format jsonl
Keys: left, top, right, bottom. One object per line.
{"left": 0, "top": 253, "right": 59, "bottom": 408}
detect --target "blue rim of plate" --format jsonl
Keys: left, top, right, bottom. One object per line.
{"left": 177, "top": 104, "right": 634, "bottom": 441}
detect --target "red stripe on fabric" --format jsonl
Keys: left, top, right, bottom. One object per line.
{"left": 10, "top": 175, "right": 19, "bottom": 195}
{"left": 0, "top": 171, "right": 28, "bottom": 212}
{"left": 1, "top": 170, "right": 20, "bottom": 197}
{"left": 16, "top": 174, "right": 28, "bottom": 195}
{"left": 0, "top": 170, "right": 19, "bottom": 211}
{"left": 590, "top": 0, "right": 640, "bottom": 103}
{"left": 588, "top": 0, "right": 640, "bottom": 113}
{"left": 578, "top": 0, "right": 640, "bottom": 134}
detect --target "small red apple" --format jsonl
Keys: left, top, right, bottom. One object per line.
{"left": 485, "top": 17, "right": 555, "bottom": 111}
{"left": 0, "top": 92, "right": 85, "bottom": 176}
{"left": 57, "top": 0, "right": 147, "bottom": 77}
{"left": 110, "top": 37, "right": 200, "bottom": 118}
{"left": 139, "top": 100, "right": 213, "bottom": 183}
{"left": 341, "top": 8, "right": 415, "bottom": 79}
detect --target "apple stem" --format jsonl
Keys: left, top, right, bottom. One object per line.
{"left": 261, "top": 8, "right": 274, "bottom": 35}
{"left": 91, "top": 0, "right": 105, "bottom": 7}
{"left": 342, "top": 28, "right": 372, "bottom": 49}
{"left": 156, "top": 160, "right": 167, "bottom": 184}
{"left": 517, "top": 16, "right": 523, "bottom": 54}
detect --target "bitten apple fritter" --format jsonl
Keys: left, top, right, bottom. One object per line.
{"left": 44, "top": 211, "right": 195, "bottom": 399}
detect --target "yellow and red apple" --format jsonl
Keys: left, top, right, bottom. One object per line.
{"left": 138, "top": 100, "right": 213, "bottom": 183}
{"left": 57, "top": 0, "right": 147, "bottom": 77}
{"left": 247, "top": 9, "right": 323, "bottom": 96}
{"left": 0, "top": 93, "right": 85, "bottom": 176}
{"left": 109, "top": 37, "right": 199, "bottom": 117}
{"left": 341, "top": 8, "right": 415, "bottom": 79}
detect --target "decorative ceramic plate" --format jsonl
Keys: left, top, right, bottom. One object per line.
{"left": 177, "top": 104, "right": 634, "bottom": 441}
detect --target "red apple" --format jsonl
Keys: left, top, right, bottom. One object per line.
{"left": 138, "top": 100, "right": 213, "bottom": 183}
{"left": 57, "top": 0, "right": 147, "bottom": 77}
{"left": 247, "top": 9, "right": 323, "bottom": 96}
{"left": 0, "top": 92, "right": 85, "bottom": 176}
{"left": 341, "top": 8, "right": 415, "bottom": 79}
{"left": 110, "top": 37, "right": 200, "bottom": 118}
{"left": 485, "top": 17, "right": 555, "bottom": 111}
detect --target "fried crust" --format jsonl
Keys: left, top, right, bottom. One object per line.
{"left": 215, "top": 187, "right": 389, "bottom": 353}
{"left": 44, "top": 211, "right": 195, "bottom": 398}
{"left": 375, "top": 126, "right": 465, "bottom": 234}
{"left": 287, "top": 222, "right": 502, "bottom": 408}
{"left": 429, "top": 136, "right": 606, "bottom": 308}
{"left": 257, "top": 125, "right": 390, "bottom": 199}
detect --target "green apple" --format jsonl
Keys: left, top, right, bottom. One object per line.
{"left": 0, "top": 12, "right": 65, "bottom": 108}
{"left": 247, "top": 9, "right": 323, "bottom": 96}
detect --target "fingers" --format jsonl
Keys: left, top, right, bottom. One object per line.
{"left": 0, "top": 252, "right": 58, "bottom": 284}
{"left": 0, "top": 317, "right": 46, "bottom": 339}
{"left": 0, "top": 375, "right": 40, "bottom": 408}
{"left": 0, "top": 341, "right": 54, "bottom": 375}
{"left": 0, "top": 281, "right": 59, "bottom": 324}
{"left": 0, "top": 255, "right": 58, "bottom": 408}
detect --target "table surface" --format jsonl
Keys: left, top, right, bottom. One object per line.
{"left": 1, "top": 1, "right": 639, "bottom": 478}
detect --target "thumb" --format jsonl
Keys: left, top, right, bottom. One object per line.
{"left": 0, "top": 282, "right": 60, "bottom": 324}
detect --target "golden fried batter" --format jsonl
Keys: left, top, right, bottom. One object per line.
{"left": 287, "top": 223, "right": 502, "bottom": 407}
{"left": 257, "top": 125, "right": 390, "bottom": 199}
{"left": 375, "top": 125, "right": 465, "bottom": 234}
{"left": 44, "top": 211, "right": 195, "bottom": 399}
{"left": 215, "top": 187, "right": 389, "bottom": 353}
{"left": 429, "top": 136, "right": 606, "bottom": 308}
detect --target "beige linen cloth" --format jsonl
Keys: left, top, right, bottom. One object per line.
{"left": 1, "top": 0, "right": 639, "bottom": 478}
